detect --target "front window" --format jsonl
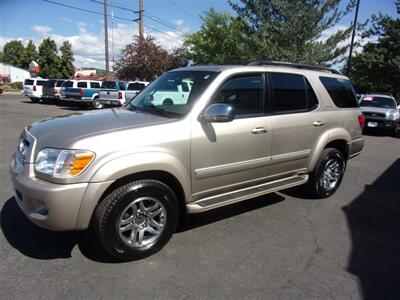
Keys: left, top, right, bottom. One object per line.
{"left": 360, "top": 96, "right": 397, "bottom": 109}
{"left": 126, "top": 71, "right": 218, "bottom": 117}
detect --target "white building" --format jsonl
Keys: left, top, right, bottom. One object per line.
{"left": 0, "top": 62, "right": 30, "bottom": 83}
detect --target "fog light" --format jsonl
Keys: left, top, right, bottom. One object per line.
{"left": 30, "top": 202, "right": 48, "bottom": 220}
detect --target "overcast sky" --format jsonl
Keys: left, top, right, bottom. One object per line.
{"left": 0, "top": 0, "right": 398, "bottom": 69}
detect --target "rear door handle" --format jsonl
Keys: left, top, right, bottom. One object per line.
{"left": 251, "top": 127, "right": 268, "bottom": 134}
{"left": 313, "top": 121, "right": 324, "bottom": 127}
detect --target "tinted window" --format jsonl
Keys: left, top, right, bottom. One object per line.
{"left": 56, "top": 80, "right": 65, "bottom": 87}
{"left": 77, "top": 82, "right": 87, "bottom": 88}
{"left": 320, "top": 76, "right": 358, "bottom": 108}
{"left": 181, "top": 82, "right": 189, "bottom": 92}
{"left": 90, "top": 82, "right": 100, "bottom": 88}
{"left": 127, "top": 83, "right": 145, "bottom": 90}
{"left": 101, "top": 81, "right": 116, "bottom": 89}
{"left": 305, "top": 79, "right": 319, "bottom": 110}
{"left": 213, "top": 74, "right": 264, "bottom": 116}
{"left": 271, "top": 73, "right": 307, "bottom": 112}
{"left": 24, "top": 79, "right": 34, "bottom": 85}
{"left": 45, "top": 80, "right": 56, "bottom": 87}
{"left": 63, "top": 81, "right": 74, "bottom": 88}
{"left": 36, "top": 80, "right": 47, "bottom": 86}
{"left": 360, "top": 96, "right": 396, "bottom": 109}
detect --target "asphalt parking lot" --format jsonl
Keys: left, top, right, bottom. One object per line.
{"left": 0, "top": 94, "right": 399, "bottom": 299}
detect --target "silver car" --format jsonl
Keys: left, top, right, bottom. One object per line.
{"left": 10, "top": 62, "right": 365, "bottom": 260}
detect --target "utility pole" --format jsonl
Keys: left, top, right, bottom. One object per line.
{"left": 347, "top": 0, "right": 360, "bottom": 75}
{"left": 104, "top": 0, "right": 110, "bottom": 79}
{"left": 111, "top": 9, "right": 115, "bottom": 71}
{"left": 139, "top": 0, "right": 144, "bottom": 40}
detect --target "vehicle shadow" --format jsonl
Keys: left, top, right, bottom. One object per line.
{"left": 362, "top": 128, "right": 399, "bottom": 139}
{"left": 343, "top": 159, "right": 400, "bottom": 299}
{"left": 1, "top": 193, "right": 285, "bottom": 263}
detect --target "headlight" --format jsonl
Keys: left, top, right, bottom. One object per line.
{"left": 35, "top": 148, "right": 95, "bottom": 178}
{"left": 386, "top": 111, "right": 399, "bottom": 121}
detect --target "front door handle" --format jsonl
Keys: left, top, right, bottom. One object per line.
{"left": 313, "top": 121, "right": 324, "bottom": 127}
{"left": 251, "top": 127, "right": 268, "bottom": 134}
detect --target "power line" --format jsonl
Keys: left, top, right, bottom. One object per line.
{"left": 42, "top": 0, "right": 184, "bottom": 41}
{"left": 165, "top": 0, "right": 202, "bottom": 22}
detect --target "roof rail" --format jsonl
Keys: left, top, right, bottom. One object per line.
{"left": 247, "top": 60, "right": 342, "bottom": 75}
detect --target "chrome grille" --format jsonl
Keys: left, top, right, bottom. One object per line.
{"left": 362, "top": 112, "right": 385, "bottom": 118}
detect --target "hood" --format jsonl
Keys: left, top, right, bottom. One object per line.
{"left": 360, "top": 106, "right": 396, "bottom": 114}
{"left": 27, "top": 108, "right": 175, "bottom": 148}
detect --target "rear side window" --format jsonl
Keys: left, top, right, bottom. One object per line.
{"left": 63, "top": 81, "right": 74, "bottom": 88}
{"left": 101, "top": 81, "right": 116, "bottom": 89}
{"left": 128, "top": 83, "right": 145, "bottom": 90}
{"left": 319, "top": 76, "right": 358, "bottom": 108}
{"left": 24, "top": 79, "right": 34, "bottom": 85}
{"left": 36, "top": 80, "right": 47, "bottom": 86}
{"left": 213, "top": 74, "right": 264, "bottom": 116}
{"left": 56, "top": 80, "right": 65, "bottom": 87}
{"left": 270, "top": 73, "right": 318, "bottom": 113}
{"left": 77, "top": 82, "right": 87, "bottom": 88}
{"left": 90, "top": 82, "right": 100, "bottom": 88}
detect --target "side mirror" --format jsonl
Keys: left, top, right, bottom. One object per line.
{"left": 397, "top": 104, "right": 400, "bottom": 110}
{"left": 201, "top": 103, "right": 234, "bottom": 122}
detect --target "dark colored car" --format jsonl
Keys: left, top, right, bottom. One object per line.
{"left": 42, "top": 79, "right": 65, "bottom": 102}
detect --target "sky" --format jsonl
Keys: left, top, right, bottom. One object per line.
{"left": 0, "top": 0, "right": 399, "bottom": 69}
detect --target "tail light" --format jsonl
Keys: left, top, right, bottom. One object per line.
{"left": 358, "top": 114, "right": 366, "bottom": 130}
{"left": 80, "top": 89, "right": 84, "bottom": 96}
{"left": 118, "top": 91, "right": 123, "bottom": 99}
{"left": 33, "top": 85, "right": 36, "bottom": 92}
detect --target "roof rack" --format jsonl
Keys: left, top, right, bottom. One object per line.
{"left": 247, "top": 60, "right": 342, "bottom": 75}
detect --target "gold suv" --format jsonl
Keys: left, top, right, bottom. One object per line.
{"left": 10, "top": 61, "right": 365, "bottom": 260}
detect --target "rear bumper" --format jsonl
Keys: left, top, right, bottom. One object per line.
{"left": 364, "top": 117, "right": 398, "bottom": 130}
{"left": 348, "top": 138, "right": 365, "bottom": 159}
{"left": 98, "top": 98, "right": 123, "bottom": 105}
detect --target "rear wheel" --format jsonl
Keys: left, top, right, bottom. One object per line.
{"left": 92, "top": 97, "right": 103, "bottom": 109}
{"left": 307, "top": 148, "right": 346, "bottom": 198}
{"left": 162, "top": 99, "right": 173, "bottom": 106}
{"left": 94, "top": 179, "right": 179, "bottom": 261}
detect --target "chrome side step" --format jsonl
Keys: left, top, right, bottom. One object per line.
{"left": 187, "top": 174, "right": 308, "bottom": 213}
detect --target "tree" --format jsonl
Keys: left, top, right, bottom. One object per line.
{"left": 115, "top": 36, "right": 172, "bottom": 81}
{"left": 169, "top": 47, "right": 187, "bottom": 69}
{"left": 185, "top": 1, "right": 357, "bottom": 66}
{"left": 1, "top": 40, "right": 25, "bottom": 68}
{"left": 38, "top": 38, "right": 61, "bottom": 78}
{"left": 184, "top": 9, "right": 249, "bottom": 64}
{"left": 20, "top": 40, "right": 38, "bottom": 69}
{"left": 59, "top": 41, "right": 75, "bottom": 78}
{"left": 350, "top": 14, "right": 400, "bottom": 99}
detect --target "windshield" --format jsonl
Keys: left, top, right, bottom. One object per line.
{"left": 126, "top": 71, "right": 218, "bottom": 117}
{"left": 360, "top": 96, "right": 397, "bottom": 109}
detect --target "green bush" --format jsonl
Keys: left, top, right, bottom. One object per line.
{"left": 10, "top": 81, "right": 23, "bottom": 90}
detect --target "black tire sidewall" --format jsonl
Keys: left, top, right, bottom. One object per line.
{"left": 314, "top": 149, "right": 345, "bottom": 198}
{"left": 100, "top": 181, "right": 179, "bottom": 260}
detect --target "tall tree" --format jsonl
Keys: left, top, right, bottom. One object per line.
{"left": 169, "top": 47, "right": 187, "bottom": 69}
{"left": 350, "top": 14, "right": 400, "bottom": 99}
{"left": 1, "top": 40, "right": 25, "bottom": 68}
{"left": 115, "top": 36, "right": 172, "bottom": 81}
{"left": 20, "top": 40, "right": 38, "bottom": 69}
{"left": 38, "top": 38, "right": 61, "bottom": 78}
{"left": 184, "top": 9, "right": 249, "bottom": 64}
{"left": 185, "top": 1, "right": 357, "bottom": 66}
{"left": 59, "top": 41, "right": 75, "bottom": 78}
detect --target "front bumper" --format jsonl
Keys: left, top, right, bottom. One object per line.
{"left": 10, "top": 163, "right": 88, "bottom": 231}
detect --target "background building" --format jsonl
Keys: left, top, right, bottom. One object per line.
{"left": 0, "top": 62, "right": 30, "bottom": 83}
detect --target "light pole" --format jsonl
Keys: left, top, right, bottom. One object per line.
{"left": 347, "top": 0, "right": 361, "bottom": 75}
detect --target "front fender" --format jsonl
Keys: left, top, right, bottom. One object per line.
{"left": 90, "top": 151, "right": 191, "bottom": 201}
{"left": 91, "top": 93, "right": 99, "bottom": 100}
{"left": 308, "top": 128, "right": 351, "bottom": 172}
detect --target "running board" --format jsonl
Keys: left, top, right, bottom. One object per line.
{"left": 187, "top": 174, "right": 308, "bottom": 213}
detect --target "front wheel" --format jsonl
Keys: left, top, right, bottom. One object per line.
{"left": 94, "top": 179, "right": 179, "bottom": 261}
{"left": 306, "top": 148, "right": 346, "bottom": 198}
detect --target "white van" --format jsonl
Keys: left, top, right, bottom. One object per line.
{"left": 23, "top": 78, "right": 48, "bottom": 103}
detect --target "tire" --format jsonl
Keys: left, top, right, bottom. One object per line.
{"left": 30, "top": 98, "right": 39, "bottom": 103}
{"left": 306, "top": 148, "right": 346, "bottom": 198}
{"left": 92, "top": 97, "right": 103, "bottom": 109}
{"left": 162, "top": 99, "right": 173, "bottom": 106}
{"left": 94, "top": 179, "right": 179, "bottom": 261}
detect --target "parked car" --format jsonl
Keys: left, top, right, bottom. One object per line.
{"left": 59, "top": 80, "right": 77, "bottom": 102}
{"left": 62, "top": 80, "right": 103, "bottom": 109}
{"left": 98, "top": 80, "right": 148, "bottom": 106}
{"left": 23, "top": 78, "right": 48, "bottom": 102}
{"left": 10, "top": 62, "right": 365, "bottom": 261}
{"left": 148, "top": 79, "right": 193, "bottom": 106}
{"left": 42, "top": 79, "right": 65, "bottom": 102}
{"left": 359, "top": 94, "right": 400, "bottom": 136}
